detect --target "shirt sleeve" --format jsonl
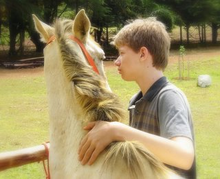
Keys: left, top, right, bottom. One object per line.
{"left": 158, "top": 89, "right": 193, "bottom": 140}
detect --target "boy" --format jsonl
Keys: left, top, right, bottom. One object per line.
{"left": 78, "top": 18, "right": 196, "bottom": 178}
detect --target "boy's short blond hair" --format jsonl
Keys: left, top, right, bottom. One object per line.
{"left": 113, "top": 18, "right": 170, "bottom": 70}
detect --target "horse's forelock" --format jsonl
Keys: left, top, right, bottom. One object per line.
{"left": 54, "top": 19, "right": 73, "bottom": 35}
{"left": 54, "top": 18, "right": 106, "bottom": 81}
{"left": 54, "top": 18, "right": 101, "bottom": 59}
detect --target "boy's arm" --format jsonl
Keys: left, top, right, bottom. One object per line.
{"left": 78, "top": 121, "right": 194, "bottom": 170}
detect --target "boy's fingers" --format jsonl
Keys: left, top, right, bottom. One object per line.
{"left": 81, "top": 145, "right": 95, "bottom": 165}
{"left": 83, "top": 121, "right": 97, "bottom": 130}
{"left": 88, "top": 145, "right": 104, "bottom": 165}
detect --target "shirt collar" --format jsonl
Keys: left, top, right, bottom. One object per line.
{"left": 143, "top": 76, "right": 168, "bottom": 102}
{"left": 129, "top": 76, "right": 168, "bottom": 106}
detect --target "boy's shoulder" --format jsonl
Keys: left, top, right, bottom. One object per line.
{"left": 158, "top": 82, "right": 190, "bottom": 109}
{"left": 159, "top": 82, "right": 185, "bottom": 97}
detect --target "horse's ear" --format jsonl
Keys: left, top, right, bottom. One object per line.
{"left": 32, "top": 14, "right": 54, "bottom": 43}
{"left": 72, "top": 9, "right": 90, "bottom": 43}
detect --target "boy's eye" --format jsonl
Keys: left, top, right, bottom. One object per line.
{"left": 119, "top": 51, "right": 124, "bottom": 55}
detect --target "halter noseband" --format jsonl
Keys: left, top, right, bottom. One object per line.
{"left": 47, "top": 35, "right": 99, "bottom": 74}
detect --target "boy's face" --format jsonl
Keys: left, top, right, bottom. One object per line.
{"left": 114, "top": 45, "right": 142, "bottom": 81}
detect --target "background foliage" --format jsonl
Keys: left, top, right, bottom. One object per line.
{"left": 0, "top": 0, "right": 220, "bottom": 58}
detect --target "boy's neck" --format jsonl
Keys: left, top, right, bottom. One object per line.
{"left": 137, "top": 70, "right": 164, "bottom": 96}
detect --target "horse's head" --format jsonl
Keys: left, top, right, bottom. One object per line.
{"left": 32, "top": 9, "right": 125, "bottom": 124}
{"left": 32, "top": 9, "right": 108, "bottom": 84}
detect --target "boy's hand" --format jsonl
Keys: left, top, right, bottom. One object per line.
{"left": 78, "top": 121, "right": 114, "bottom": 165}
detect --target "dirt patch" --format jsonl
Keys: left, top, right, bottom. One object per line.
{"left": 0, "top": 67, "right": 44, "bottom": 79}
{"left": 0, "top": 47, "right": 219, "bottom": 79}
{"left": 104, "top": 47, "right": 220, "bottom": 67}
{"left": 169, "top": 47, "right": 220, "bottom": 63}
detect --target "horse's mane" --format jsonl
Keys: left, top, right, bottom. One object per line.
{"left": 54, "top": 18, "right": 125, "bottom": 123}
{"left": 53, "top": 18, "right": 176, "bottom": 179}
{"left": 104, "top": 141, "right": 173, "bottom": 179}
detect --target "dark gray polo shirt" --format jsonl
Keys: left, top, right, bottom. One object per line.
{"left": 128, "top": 77, "right": 196, "bottom": 179}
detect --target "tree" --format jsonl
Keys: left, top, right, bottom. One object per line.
{"left": 5, "top": 0, "right": 27, "bottom": 56}
{"left": 86, "top": 0, "right": 111, "bottom": 44}
{"left": 2, "top": 0, "right": 64, "bottom": 57}
{"left": 154, "top": 0, "right": 198, "bottom": 44}
{"left": 1, "top": 0, "right": 220, "bottom": 59}
{"left": 150, "top": 5, "right": 174, "bottom": 32}
{"left": 43, "top": 0, "right": 63, "bottom": 23}
{"left": 209, "top": 0, "right": 220, "bottom": 43}
{"left": 154, "top": 0, "right": 220, "bottom": 45}
{"left": 191, "top": 0, "right": 218, "bottom": 43}
{"left": 1, "top": 0, "right": 43, "bottom": 56}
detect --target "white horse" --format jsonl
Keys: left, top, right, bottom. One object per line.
{"left": 33, "top": 10, "right": 182, "bottom": 179}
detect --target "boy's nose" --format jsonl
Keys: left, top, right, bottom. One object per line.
{"left": 114, "top": 57, "right": 120, "bottom": 66}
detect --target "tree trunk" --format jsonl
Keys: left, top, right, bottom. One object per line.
{"left": 18, "top": 30, "right": 25, "bottom": 56}
{"left": 75, "top": 0, "right": 79, "bottom": 13}
{"left": 202, "top": 25, "right": 204, "bottom": 42}
{"left": 43, "top": 0, "right": 59, "bottom": 23}
{"left": 96, "top": 27, "right": 103, "bottom": 44}
{"left": 212, "top": 23, "right": 218, "bottom": 44}
{"left": 179, "top": 25, "right": 183, "bottom": 44}
{"left": 186, "top": 25, "right": 190, "bottom": 45}
{"left": 198, "top": 25, "right": 202, "bottom": 42}
{"left": 105, "top": 26, "right": 109, "bottom": 46}
{"left": 29, "top": 31, "right": 45, "bottom": 53}
{"left": 0, "top": 20, "right": 1, "bottom": 41}
{"left": 8, "top": 22, "right": 18, "bottom": 57}
{"left": 203, "top": 24, "right": 206, "bottom": 43}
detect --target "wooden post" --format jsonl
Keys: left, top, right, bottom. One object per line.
{"left": 0, "top": 143, "right": 50, "bottom": 171}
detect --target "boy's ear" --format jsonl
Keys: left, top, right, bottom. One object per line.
{"left": 139, "top": 47, "right": 149, "bottom": 61}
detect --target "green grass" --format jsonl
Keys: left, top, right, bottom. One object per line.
{"left": 164, "top": 57, "right": 220, "bottom": 179}
{"left": 0, "top": 55, "right": 220, "bottom": 178}
{"left": 0, "top": 74, "right": 49, "bottom": 179}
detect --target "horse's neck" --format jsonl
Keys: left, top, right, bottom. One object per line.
{"left": 44, "top": 45, "right": 85, "bottom": 148}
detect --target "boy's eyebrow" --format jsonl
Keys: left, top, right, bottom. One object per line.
{"left": 118, "top": 50, "right": 124, "bottom": 54}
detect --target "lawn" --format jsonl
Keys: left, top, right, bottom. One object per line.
{"left": 0, "top": 69, "right": 48, "bottom": 179}
{"left": 0, "top": 48, "right": 220, "bottom": 178}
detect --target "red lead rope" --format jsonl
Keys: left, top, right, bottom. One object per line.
{"left": 70, "top": 35, "right": 99, "bottom": 74}
{"left": 42, "top": 142, "right": 50, "bottom": 179}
